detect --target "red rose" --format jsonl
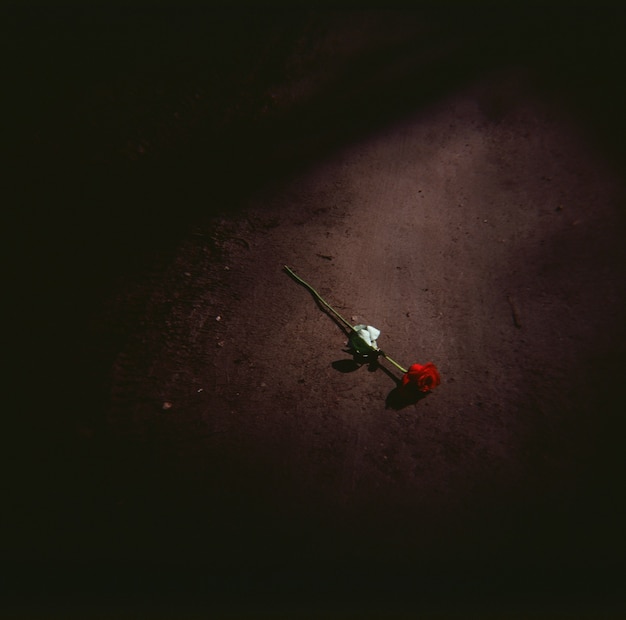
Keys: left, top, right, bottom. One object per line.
{"left": 401, "top": 362, "right": 441, "bottom": 392}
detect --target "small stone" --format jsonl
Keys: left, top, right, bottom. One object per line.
{"left": 162, "top": 401, "right": 173, "bottom": 410}
{"left": 217, "top": 340, "right": 225, "bottom": 347}
{"left": 224, "top": 266, "right": 230, "bottom": 270}
{"left": 216, "top": 315, "right": 222, "bottom": 321}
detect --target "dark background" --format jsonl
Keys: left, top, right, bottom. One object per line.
{"left": 4, "top": 5, "right": 626, "bottom": 618}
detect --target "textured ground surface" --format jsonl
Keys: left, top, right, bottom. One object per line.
{"left": 6, "top": 7, "right": 626, "bottom": 618}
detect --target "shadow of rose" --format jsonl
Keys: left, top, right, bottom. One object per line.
{"left": 332, "top": 355, "right": 381, "bottom": 374}
{"left": 332, "top": 356, "right": 427, "bottom": 410}
{"left": 385, "top": 385, "right": 428, "bottom": 410}
{"left": 331, "top": 359, "right": 362, "bottom": 373}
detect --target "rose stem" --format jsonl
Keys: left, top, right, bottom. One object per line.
{"left": 284, "top": 265, "right": 409, "bottom": 374}
{"left": 379, "top": 352, "right": 407, "bottom": 374}
{"left": 283, "top": 265, "right": 355, "bottom": 332}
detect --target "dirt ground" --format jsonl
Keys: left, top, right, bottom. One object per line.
{"left": 6, "top": 7, "right": 626, "bottom": 618}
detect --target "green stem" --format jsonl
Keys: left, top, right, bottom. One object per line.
{"left": 284, "top": 265, "right": 355, "bottom": 332}
{"left": 380, "top": 352, "right": 407, "bottom": 374}
{"left": 284, "top": 265, "right": 409, "bottom": 375}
